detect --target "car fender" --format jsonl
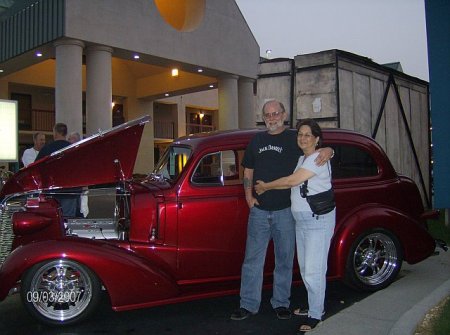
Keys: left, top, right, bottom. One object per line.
{"left": 329, "top": 204, "right": 435, "bottom": 278}
{"left": 0, "top": 238, "right": 179, "bottom": 308}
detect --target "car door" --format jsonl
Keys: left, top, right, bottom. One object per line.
{"left": 176, "top": 149, "right": 249, "bottom": 282}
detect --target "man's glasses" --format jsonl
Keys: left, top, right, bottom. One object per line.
{"left": 263, "top": 111, "right": 283, "bottom": 119}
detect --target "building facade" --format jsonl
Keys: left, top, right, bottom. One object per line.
{"left": 0, "top": 0, "right": 259, "bottom": 172}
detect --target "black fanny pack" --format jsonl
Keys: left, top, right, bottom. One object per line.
{"left": 300, "top": 180, "right": 335, "bottom": 215}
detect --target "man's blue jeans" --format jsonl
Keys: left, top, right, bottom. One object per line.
{"left": 239, "top": 207, "right": 296, "bottom": 313}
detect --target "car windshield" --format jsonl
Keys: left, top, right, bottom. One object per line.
{"left": 153, "top": 145, "right": 192, "bottom": 181}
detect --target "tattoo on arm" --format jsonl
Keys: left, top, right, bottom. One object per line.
{"left": 243, "top": 177, "right": 252, "bottom": 189}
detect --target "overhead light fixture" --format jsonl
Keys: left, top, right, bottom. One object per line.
{"left": 0, "top": 70, "right": 4, "bottom": 73}
{"left": 164, "top": 93, "right": 170, "bottom": 97}
{"left": 36, "top": 52, "right": 43, "bottom": 57}
{"left": 171, "top": 68, "right": 179, "bottom": 77}
{"left": 209, "top": 84, "right": 214, "bottom": 88}
{"left": 133, "top": 54, "right": 140, "bottom": 59}
{"left": 197, "top": 68, "right": 203, "bottom": 73}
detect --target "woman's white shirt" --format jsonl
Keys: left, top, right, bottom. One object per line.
{"left": 290, "top": 151, "right": 332, "bottom": 212}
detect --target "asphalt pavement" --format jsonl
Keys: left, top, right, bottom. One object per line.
{"left": 310, "top": 247, "right": 450, "bottom": 335}
{"left": 0, "top": 247, "right": 448, "bottom": 334}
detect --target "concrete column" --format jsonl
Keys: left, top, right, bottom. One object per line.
{"left": 238, "top": 78, "right": 255, "bottom": 129}
{"left": 177, "top": 96, "right": 186, "bottom": 138}
{"left": 218, "top": 75, "right": 239, "bottom": 130}
{"left": 134, "top": 100, "right": 154, "bottom": 174}
{"left": 54, "top": 39, "right": 85, "bottom": 135}
{"left": 0, "top": 79, "right": 8, "bottom": 99}
{"left": 126, "top": 95, "right": 139, "bottom": 120}
{"left": 86, "top": 45, "right": 113, "bottom": 136}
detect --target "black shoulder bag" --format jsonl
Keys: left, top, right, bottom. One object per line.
{"left": 300, "top": 162, "right": 335, "bottom": 215}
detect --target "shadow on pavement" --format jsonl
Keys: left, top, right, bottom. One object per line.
{"left": 0, "top": 281, "right": 370, "bottom": 335}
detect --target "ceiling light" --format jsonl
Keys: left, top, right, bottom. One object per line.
{"left": 209, "top": 84, "right": 214, "bottom": 88}
{"left": 165, "top": 93, "right": 170, "bottom": 97}
{"left": 171, "top": 68, "right": 179, "bottom": 77}
{"left": 133, "top": 54, "right": 140, "bottom": 59}
{"left": 197, "top": 68, "right": 203, "bottom": 73}
{"left": 36, "top": 52, "right": 43, "bottom": 57}
{"left": 0, "top": 70, "right": 3, "bottom": 73}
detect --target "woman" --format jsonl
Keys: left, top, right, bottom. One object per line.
{"left": 254, "top": 119, "right": 335, "bottom": 333}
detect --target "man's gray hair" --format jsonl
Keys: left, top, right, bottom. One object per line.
{"left": 262, "top": 99, "right": 285, "bottom": 114}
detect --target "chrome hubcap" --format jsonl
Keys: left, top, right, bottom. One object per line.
{"left": 353, "top": 233, "right": 398, "bottom": 286}
{"left": 28, "top": 259, "right": 93, "bottom": 321}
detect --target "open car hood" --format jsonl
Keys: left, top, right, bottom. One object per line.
{"left": 1, "top": 116, "right": 150, "bottom": 197}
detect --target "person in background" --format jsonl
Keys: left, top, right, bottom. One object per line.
{"left": 68, "top": 132, "right": 81, "bottom": 144}
{"left": 226, "top": 164, "right": 237, "bottom": 176}
{"left": 35, "top": 123, "right": 70, "bottom": 161}
{"left": 67, "top": 131, "right": 88, "bottom": 217}
{"left": 34, "top": 123, "right": 79, "bottom": 217}
{"left": 230, "top": 100, "right": 333, "bottom": 322}
{"left": 254, "top": 119, "right": 335, "bottom": 333}
{"left": 21, "top": 132, "right": 45, "bottom": 167}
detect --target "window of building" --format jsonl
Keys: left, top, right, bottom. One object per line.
{"left": 186, "top": 108, "right": 216, "bottom": 134}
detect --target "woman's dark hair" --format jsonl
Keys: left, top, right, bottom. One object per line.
{"left": 296, "top": 119, "right": 323, "bottom": 148}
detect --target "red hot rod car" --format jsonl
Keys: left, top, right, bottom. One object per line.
{"left": 0, "top": 116, "right": 442, "bottom": 325}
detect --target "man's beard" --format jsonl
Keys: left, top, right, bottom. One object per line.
{"left": 266, "top": 119, "right": 284, "bottom": 132}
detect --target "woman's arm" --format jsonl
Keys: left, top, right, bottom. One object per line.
{"left": 254, "top": 167, "right": 315, "bottom": 195}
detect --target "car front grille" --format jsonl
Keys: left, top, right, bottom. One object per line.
{"left": 0, "top": 200, "right": 23, "bottom": 267}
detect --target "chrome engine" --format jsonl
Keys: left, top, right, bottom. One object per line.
{"left": 65, "top": 218, "right": 120, "bottom": 239}
{"left": 64, "top": 187, "right": 130, "bottom": 241}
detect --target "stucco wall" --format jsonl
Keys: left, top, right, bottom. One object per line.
{"left": 64, "top": 0, "right": 259, "bottom": 79}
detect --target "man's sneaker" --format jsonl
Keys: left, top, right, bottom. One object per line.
{"left": 274, "top": 307, "right": 292, "bottom": 320}
{"left": 293, "top": 307, "right": 325, "bottom": 317}
{"left": 230, "top": 307, "right": 255, "bottom": 320}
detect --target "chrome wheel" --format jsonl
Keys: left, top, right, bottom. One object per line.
{"left": 345, "top": 230, "right": 402, "bottom": 291}
{"left": 21, "top": 259, "right": 101, "bottom": 325}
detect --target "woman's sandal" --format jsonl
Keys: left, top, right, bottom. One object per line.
{"left": 298, "top": 317, "right": 321, "bottom": 333}
{"left": 293, "top": 307, "right": 325, "bottom": 317}
{"left": 293, "top": 307, "right": 308, "bottom": 316}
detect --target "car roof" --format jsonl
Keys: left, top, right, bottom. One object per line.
{"left": 173, "top": 127, "right": 379, "bottom": 151}
{"left": 172, "top": 127, "right": 396, "bottom": 180}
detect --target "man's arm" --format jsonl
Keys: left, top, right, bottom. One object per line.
{"left": 243, "top": 168, "right": 259, "bottom": 208}
{"left": 314, "top": 147, "right": 334, "bottom": 166}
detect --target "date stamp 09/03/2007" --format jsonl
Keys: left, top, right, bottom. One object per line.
{"left": 26, "top": 290, "right": 82, "bottom": 303}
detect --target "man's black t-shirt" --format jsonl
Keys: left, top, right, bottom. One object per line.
{"left": 34, "top": 139, "right": 79, "bottom": 217}
{"left": 35, "top": 140, "right": 71, "bottom": 161}
{"left": 242, "top": 129, "right": 302, "bottom": 211}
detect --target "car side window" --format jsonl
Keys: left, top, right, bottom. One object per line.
{"left": 191, "top": 150, "right": 244, "bottom": 186}
{"left": 330, "top": 145, "right": 379, "bottom": 179}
